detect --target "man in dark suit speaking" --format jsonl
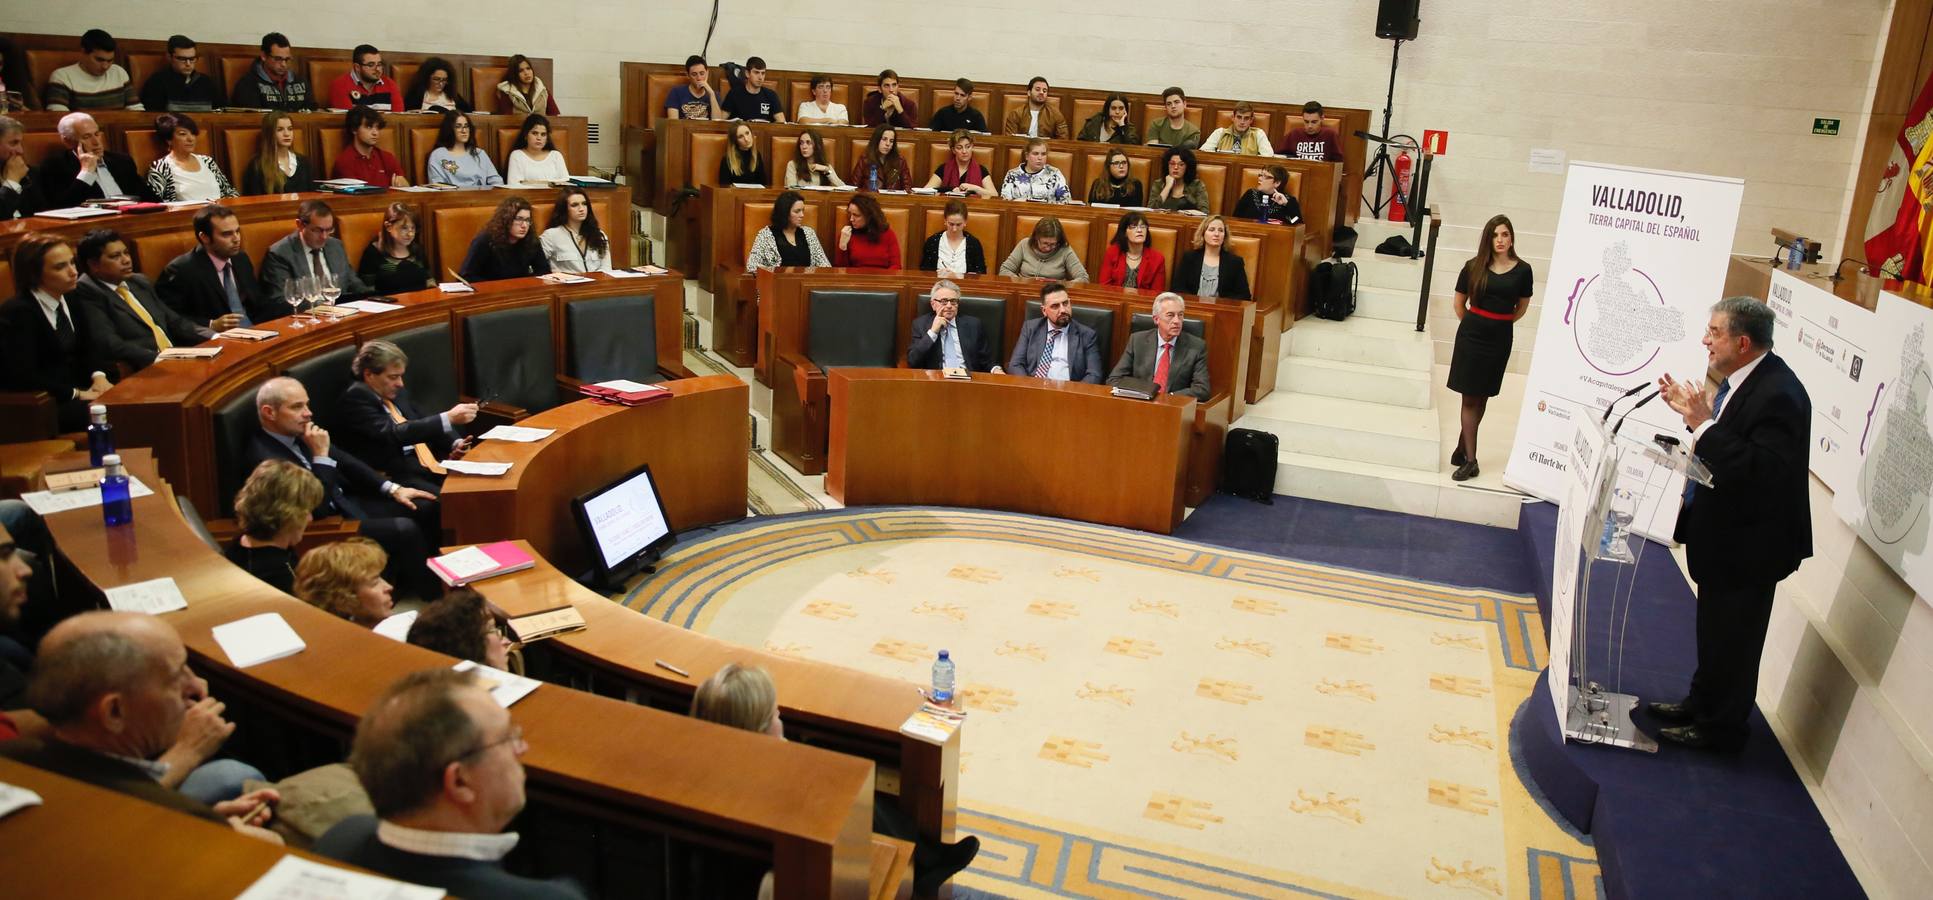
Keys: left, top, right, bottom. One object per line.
{"left": 1108, "top": 291, "right": 1210, "bottom": 400}
{"left": 1007, "top": 281, "right": 1102, "bottom": 383}
{"left": 1653, "top": 296, "right": 1812, "bottom": 751}
{"left": 907, "top": 279, "right": 995, "bottom": 372}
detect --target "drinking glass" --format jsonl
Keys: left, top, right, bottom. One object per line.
{"left": 285, "top": 277, "right": 306, "bottom": 328}
{"left": 320, "top": 271, "right": 343, "bottom": 307}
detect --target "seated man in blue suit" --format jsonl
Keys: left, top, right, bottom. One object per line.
{"left": 906, "top": 278, "right": 995, "bottom": 372}
{"left": 335, "top": 340, "right": 478, "bottom": 492}
{"left": 1006, "top": 281, "right": 1102, "bottom": 383}
{"left": 1108, "top": 291, "right": 1210, "bottom": 400}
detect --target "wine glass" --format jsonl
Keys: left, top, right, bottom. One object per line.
{"left": 301, "top": 275, "right": 326, "bottom": 325}
{"left": 285, "top": 277, "right": 306, "bottom": 328}
{"left": 319, "top": 271, "right": 343, "bottom": 307}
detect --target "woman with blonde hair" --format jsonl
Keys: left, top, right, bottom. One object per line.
{"left": 241, "top": 110, "right": 315, "bottom": 195}
{"left": 923, "top": 130, "right": 997, "bottom": 198}
{"left": 718, "top": 121, "right": 768, "bottom": 186}
{"left": 1169, "top": 215, "right": 1249, "bottom": 299}
{"left": 294, "top": 536, "right": 395, "bottom": 627}
{"left": 226, "top": 459, "right": 323, "bottom": 594}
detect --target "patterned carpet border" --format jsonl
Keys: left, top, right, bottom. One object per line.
{"left": 627, "top": 507, "right": 1547, "bottom": 672}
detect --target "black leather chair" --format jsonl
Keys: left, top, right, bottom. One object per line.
{"left": 285, "top": 344, "right": 357, "bottom": 432}
{"left": 212, "top": 386, "right": 265, "bottom": 514}
{"left": 1025, "top": 300, "right": 1117, "bottom": 368}
{"left": 176, "top": 496, "right": 222, "bottom": 552}
{"left": 565, "top": 293, "right": 660, "bottom": 384}
{"left": 386, "top": 321, "right": 460, "bottom": 414}
{"left": 772, "top": 289, "right": 900, "bottom": 475}
{"left": 463, "top": 305, "right": 560, "bottom": 415}
{"left": 1129, "top": 312, "right": 1206, "bottom": 339}
{"left": 917, "top": 292, "right": 1008, "bottom": 363}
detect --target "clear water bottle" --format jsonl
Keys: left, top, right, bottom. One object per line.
{"left": 100, "top": 454, "right": 133, "bottom": 526}
{"left": 868, "top": 166, "right": 880, "bottom": 192}
{"left": 1787, "top": 236, "right": 1805, "bottom": 271}
{"left": 930, "top": 650, "right": 955, "bottom": 705}
{"left": 86, "top": 404, "right": 114, "bottom": 466}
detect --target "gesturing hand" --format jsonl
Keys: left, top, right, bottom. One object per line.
{"left": 1657, "top": 374, "right": 1714, "bottom": 430}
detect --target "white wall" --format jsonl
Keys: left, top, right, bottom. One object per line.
{"left": 12, "top": 1, "right": 1886, "bottom": 254}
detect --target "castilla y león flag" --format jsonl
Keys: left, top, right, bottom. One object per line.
{"left": 1865, "top": 71, "right": 1933, "bottom": 284}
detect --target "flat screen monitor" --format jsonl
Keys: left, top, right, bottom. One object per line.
{"left": 570, "top": 462, "right": 676, "bottom": 587}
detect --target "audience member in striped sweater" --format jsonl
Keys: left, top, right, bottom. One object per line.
{"left": 43, "top": 30, "right": 142, "bottom": 112}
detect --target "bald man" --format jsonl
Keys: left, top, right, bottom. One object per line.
{"left": 0, "top": 611, "right": 282, "bottom": 841}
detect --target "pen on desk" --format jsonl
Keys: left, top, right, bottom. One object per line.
{"left": 654, "top": 659, "right": 690, "bottom": 677}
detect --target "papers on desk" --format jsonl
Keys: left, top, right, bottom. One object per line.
{"left": 942, "top": 367, "right": 971, "bottom": 381}
{"left": 20, "top": 476, "right": 154, "bottom": 515}
{"left": 316, "top": 178, "right": 367, "bottom": 188}
{"left": 218, "top": 327, "right": 279, "bottom": 341}
{"left": 104, "top": 576, "right": 189, "bottom": 615}
{"left": 504, "top": 605, "right": 586, "bottom": 643}
{"left": 389, "top": 184, "right": 438, "bottom": 192}
{"left": 900, "top": 703, "right": 966, "bottom": 745}
{"left": 33, "top": 206, "right": 118, "bottom": 220}
{"left": 156, "top": 345, "right": 222, "bottom": 360}
{"left": 0, "top": 782, "right": 43, "bottom": 819}
{"left": 568, "top": 174, "right": 615, "bottom": 185}
{"left": 236, "top": 855, "right": 441, "bottom": 900}
{"left": 634, "top": 264, "right": 669, "bottom": 275}
{"left": 338, "top": 298, "right": 405, "bottom": 313}
{"left": 372, "top": 609, "right": 417, "bottom": 642}
{"left": 43, "top": 468, "right": 105, "bottom": 493}
{"left": 162, "top": 199, "right": 210, "bottom": 210}
{"left": 437, "top": 282, "right": 474, "bottom": 293}
{"left": 306, "top": 305, "right": 358, "bottom": 321}
{"left": 601, "top": 267, "right": 647, "bottom": 278}
{"left": 479, "top": 425, "right": 554, "bottom": 442}
{"left": 542, "top": 272, "right": 594, "bottom": 284}
{"left": 730, "top": 182, "right": 766, "bottom": 190}
{"left": 453, "top": 660, "right": 542, "bottom": 708}
{"left": 210, "top": 612, "right": 306, "bottom": 668}
{"left": 441, "top": 459, "right": 513, "bottom": 476}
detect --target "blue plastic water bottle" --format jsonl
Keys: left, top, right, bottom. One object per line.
{"left": 930, "top": 650, "right": 955, "bottom": 704}
{"left": 100, "top": 454, "right": 133, "bottom": 526}
{"left": 86, "top": 404, "right": 114, "bottom": 466}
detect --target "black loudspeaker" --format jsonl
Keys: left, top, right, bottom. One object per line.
{"left": 1376, "top": 0, "right": 1420, "bottom": 40}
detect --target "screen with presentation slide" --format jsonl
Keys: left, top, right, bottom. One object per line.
{"left": 571, "top": 463, "right": 675, "bottom": 582}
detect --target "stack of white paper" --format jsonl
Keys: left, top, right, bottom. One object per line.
{"left": 19, "top": 476, "right": 155, "bottom": 515}
{"left": 441, "top": 460, "right": 513, "bottom": 476}
{"left": 372, "top": 609, "right": 417, "bottom": 642}
{"left": 104, "top": 577, "right": 189, "bottom": 615}
{"left": 210, "top": 613, "right": 306, "bottom": 668}
{"left": 235, "top": 856, "right": 441, "bottom": 900}
{"left": 338, "top": 299, "right": 404, "bottom": 313}
{"left": 478, "top": 425, "right": 554, "bottom": 443}
{"left": 453, "top": 660, "right": 541, "bottom": 707}
{"left": 0, "top": 782, "right": 43, "bottom": 819}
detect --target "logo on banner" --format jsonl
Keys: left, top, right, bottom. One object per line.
{"left": 1561, "top": 242, "right": 1687, "bottom": 376}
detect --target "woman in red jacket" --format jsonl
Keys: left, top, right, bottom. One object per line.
{"left": 833, "top": 194, "right": 901, "bottom": 269}
{"left": 1096, "top": 211, "right": 1166, "bottom": 290}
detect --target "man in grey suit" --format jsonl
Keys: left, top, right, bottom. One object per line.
{"left": 1007, "top": 282, "right": 1103, "bottom": 383}
{"left": 69, "top": 228, "right": 214, "bottom": 372}
{"left": 258, "top": 199, "right": 373, "bottom": 310}
{"left": 1109, "top": 291, "right": 1210, "bottom": 400}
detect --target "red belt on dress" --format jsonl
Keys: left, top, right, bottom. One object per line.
{"left": 1467, "top": 306, "right": 1514, "bottom": 321}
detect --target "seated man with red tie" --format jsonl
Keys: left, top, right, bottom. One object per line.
{"left": 69, "top": 228, "right": 214, "bottom": 373}
{"left": 1107, "top": 291, "right": 1210, "bottom": 401}
{"left": 334, "top": 340, "right": 478, "bottom": 492}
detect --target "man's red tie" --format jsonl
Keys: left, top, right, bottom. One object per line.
{"left": 1153, "top": 341, "right": 1171, "bottom": 395}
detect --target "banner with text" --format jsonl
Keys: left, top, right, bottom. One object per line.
{"left": 1765, "top": 270, "right": 1884, "bottom": 495}
{"left": 1505, "top": 162, "right": 1744, "bottom": 541}
{"left": 1832, "top": 291, "right": 1933, "bottom": 602}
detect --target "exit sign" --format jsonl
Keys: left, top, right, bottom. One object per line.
{"left": 1813, "top": 118, "right": 1841, "bottom": 135}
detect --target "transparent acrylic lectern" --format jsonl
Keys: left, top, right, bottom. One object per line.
{"left": 1553, "top": 415, "right": 1711, "bottom": 753}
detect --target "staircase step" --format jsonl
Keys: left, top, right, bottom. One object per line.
{"left": 1280, "top": 356, "right": 1432, "bottom": 408}
{"left": 1237, "top": 393, "right": 1439, "bottom": 471}
{"left": 1347, "top": 218, "right": 1416, "bottom": 246}
{"left": 1270, "top": 451, "right": 1523, "bottom": 527}
{"left": 1353, "top": 285, "right": 1421, "bottom": 323}
{"left": 1352, "top": 252, "right": 1430, "bottom": 291}
{"left": 1285, "top": 317, "right": 1433, "bottom": 372}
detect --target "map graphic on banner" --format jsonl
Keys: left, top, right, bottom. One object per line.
{"left": 1506, "top": 162, "right": 1744, "bottom": 542}
{"left": 1765, "top": 271, "right": 1884, "bottom": 494}
{"left": 1834, "top": 292, "right": 1933, "bottom": 600}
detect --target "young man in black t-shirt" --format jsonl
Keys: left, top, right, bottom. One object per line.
{"left": 722, "top": 56, "right": 786, "bottom": 122}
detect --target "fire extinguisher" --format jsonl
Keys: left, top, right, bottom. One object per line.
{"left": 1389, "top": 148, "right": 1413, "bottom": 223}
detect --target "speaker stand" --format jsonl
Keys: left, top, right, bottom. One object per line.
{"left": 1364, "top": 39, "right": 1405, "bottom": 219}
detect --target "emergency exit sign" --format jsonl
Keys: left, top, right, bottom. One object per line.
{"left": 1813, "top": 118, "right": 1840, "bottom": 135}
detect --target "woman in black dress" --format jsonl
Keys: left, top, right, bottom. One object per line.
{"left": 1448, "top": 214, "right": 1534, "bottom": 481}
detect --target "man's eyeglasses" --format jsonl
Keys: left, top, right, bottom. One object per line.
{"left": 171, "top": 55, "right": 197, "bottom": 64}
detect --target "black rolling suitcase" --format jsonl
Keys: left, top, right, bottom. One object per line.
{"left": 1221, "top": 428, "right": 1279, "bottom": 503}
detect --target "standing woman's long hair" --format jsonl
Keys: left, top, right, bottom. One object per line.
{"left": 547, "top": 188, "right": 608, "bottom": 256}
{"left": 250, "top": 111, "right": 296, "bottom": 193}
{"left": 1463, "top": 215, "right": 1518, "bottom": 302}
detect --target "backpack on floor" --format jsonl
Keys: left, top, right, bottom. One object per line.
{"left": 1310, "top": 259, "right": 1357, "bottom": 321}
{"left": 1221, "top": 428, "right": 1279, "bottom": 504}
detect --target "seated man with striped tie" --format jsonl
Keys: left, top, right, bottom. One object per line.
{"left": 334, "top": 340, "right": 478, "bottom": 492}
{"left": 1006, "top": 281, "right": 1104, "bottom": 384}
{"left": 69, "top": 228, "right": 215, "bottom": 372}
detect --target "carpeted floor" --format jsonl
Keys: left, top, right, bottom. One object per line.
{"left": 622, "top": 507, "right": 1597, "bottom": 898}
